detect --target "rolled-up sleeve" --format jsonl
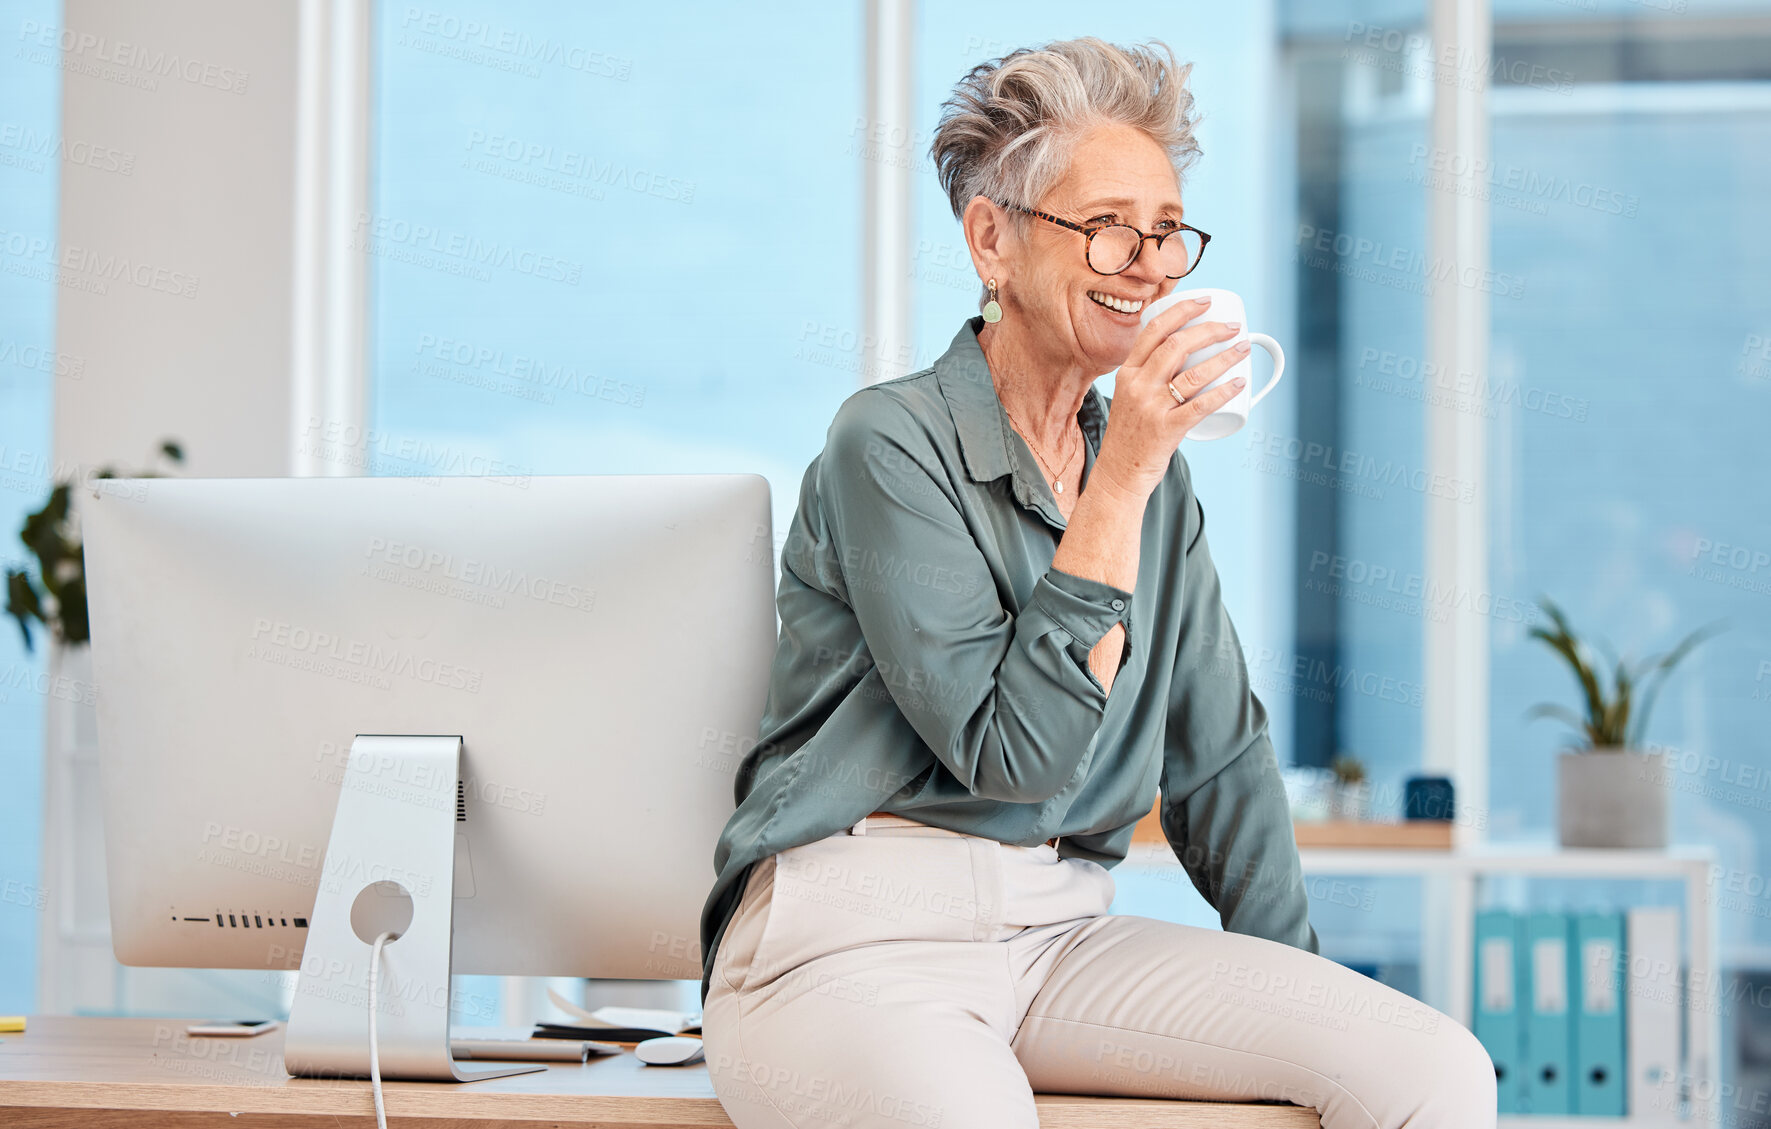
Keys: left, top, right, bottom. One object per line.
{"left": 813, "top": 392, "right": 1133, "bottom": 804}
{"left": 1157, "top": 469, "right": 1319, "bottom": 954}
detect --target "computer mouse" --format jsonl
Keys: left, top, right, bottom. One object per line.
{"left": 635, "top": 1036, "right": 705, "bottom": 1066}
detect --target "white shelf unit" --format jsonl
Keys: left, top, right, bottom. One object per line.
{"left": 1123, "top": 841, "right": 1720, "bottom": 1127}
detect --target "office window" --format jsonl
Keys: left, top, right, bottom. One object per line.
{"left": 0, "top": 0, "right": 62, "bottom": 1014}
{"left": 1281, "top": 1, "right": 1432, "bottom": 788}
{"left": 1481, "top": 11, "right": 1771, "bottom": 896}
{"left": 366, "top": 0, "right": 864, "bottom": 1015}
{"left": 368, "top": 1, "right": 864, "bottom": 546}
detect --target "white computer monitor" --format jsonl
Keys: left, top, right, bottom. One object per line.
{"left": 82, "top": 472, "right": 776, "bottom": 1079}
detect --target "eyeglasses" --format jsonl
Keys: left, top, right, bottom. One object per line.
{"left": 998, "top": 200, "right": 1211, "bottom": 279}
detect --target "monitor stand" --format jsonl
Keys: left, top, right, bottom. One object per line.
{"left": 282, "top": 734, "right": 543, "bottom": 1082}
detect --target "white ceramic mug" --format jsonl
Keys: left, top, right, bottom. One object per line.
{"left": 1137, "top": 287, "right": 1285, "bottom": 441}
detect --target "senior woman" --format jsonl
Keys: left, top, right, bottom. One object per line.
{"left": 698, "top": 37, "right": 1496, "bottom": 1129}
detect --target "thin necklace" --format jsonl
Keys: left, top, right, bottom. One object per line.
{"left": 1001, "top": 400, "right": 1082, "bottom": 494}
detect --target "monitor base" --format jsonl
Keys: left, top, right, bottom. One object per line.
{"left": 283, "top": 734, "right": 544, "bottom": 1082}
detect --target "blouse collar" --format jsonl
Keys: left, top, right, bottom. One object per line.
{"left": 934, "top": 315, "right": 1109, "bottom": 527}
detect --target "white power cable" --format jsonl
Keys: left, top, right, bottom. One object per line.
{"left": 368, "top": 929, "right": 397, "bottom": 1129}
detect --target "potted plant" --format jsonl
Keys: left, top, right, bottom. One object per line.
{"left": 1328, "top": 753, "right": 1371, "bottom": 821}
{"left": 1281, "top": 765, "right": 1335, "bottom": 822}
{"left": 10, "top": 441, "right": 185, "bottom": 1013}
{"left": 5, "top": 440, "right": 184, "bottom": 651}
{"left": 1527, "top": 596, "right": 1721, "bottom": 849}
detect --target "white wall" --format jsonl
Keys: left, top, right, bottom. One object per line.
{"left": 53, "top": 0, "right": 301, "bottom": 477}
{"left": 43, "top": 0, "right": 307, "bottom": 1016}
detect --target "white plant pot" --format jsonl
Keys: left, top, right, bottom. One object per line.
{"left": 1557, "top": 749, "right": 1669, "bottom": 849}
{"left": 1329, "top": 780, "right": 1371, "bottom": 821}
{"left": 1282, "top": 766, "right": 1335, "bottom": 822}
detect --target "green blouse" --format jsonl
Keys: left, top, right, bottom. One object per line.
{"left": 698, "top": 315, "right": 1318, "bottom": 1005}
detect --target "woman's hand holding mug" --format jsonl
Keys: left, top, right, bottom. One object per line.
{"left": 1092, "top": 295, "right": 1249, "bottom": 500}
{"left": 1094, "top": 288, "right": 1288, "bottom": 501}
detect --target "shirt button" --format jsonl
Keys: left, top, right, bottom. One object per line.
{"left": 1110, "top": 598, "right": 1126, "bottom": 611}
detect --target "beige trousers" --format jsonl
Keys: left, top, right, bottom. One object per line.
{"left": 704, "top": 813, "right": 1496, "bottom": 1129}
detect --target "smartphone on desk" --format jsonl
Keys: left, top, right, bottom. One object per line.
{"left": 185, "top": 1020, "right": 280, "bottom": 1037}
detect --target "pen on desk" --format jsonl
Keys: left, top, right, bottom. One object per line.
{"left": 0, "top": 1017, "right": 25, "bottom": 1033}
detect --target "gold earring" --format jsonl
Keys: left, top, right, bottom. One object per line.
{"left": 982, "top": 278, "right": 1003, "bottom": 323}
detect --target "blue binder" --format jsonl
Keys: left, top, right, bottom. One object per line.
{"left": 1571, "top": 911, "right": 1628, "bottom": 1115}
{"left": 1473, "top": 910, "right": 1525, "bottom": 1114}
{"left": 1523, "top": 911, "right": 1574, "bottom": 1114}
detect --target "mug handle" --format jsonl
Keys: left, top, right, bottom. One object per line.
{"left": 1244, "top": 333, "right": 1286, "bottom": 407}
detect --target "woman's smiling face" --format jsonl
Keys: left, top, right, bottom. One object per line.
{"left": 980, "top": 121, "right": 1188, "bottom": 377}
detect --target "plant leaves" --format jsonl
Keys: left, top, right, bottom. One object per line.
{"left": 8, "top": 441, "right": 184, "bottom": 652}
{"left": 58, "top": 574, "right": 89, "bottom": 646}
{"left": 1528, "top": 595, "right": 1607, "bottom": 737}
{"left": 1626, "top": 619, "right": 1726, "bottom": 747}
{"left": 1606, "top": 657, "right": 1633, "bottom": 746}
{"left": 1526, "top": 702, "right": 1589, "bottom": 744}
{"left": 5, "top": 569, "right": 42, "bottom": 653}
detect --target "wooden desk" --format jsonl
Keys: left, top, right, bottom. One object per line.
{"left": 1130, "top": 801, "right": 1455, "bottom": 850}
{"left": 0, "top": 1016, "right": 1321, "bottom": 1127}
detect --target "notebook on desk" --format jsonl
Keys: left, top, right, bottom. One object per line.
{"left": 533, "top": 1023, "right": 684, "bottom": 1043}
{"left": 534, "top": 999, "right": 703, "bottom": 1043}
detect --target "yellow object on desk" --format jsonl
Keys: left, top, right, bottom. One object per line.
{"left": 0, "top": 1018, "right": 23, "bottom": 1034}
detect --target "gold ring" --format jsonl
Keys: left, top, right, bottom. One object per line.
{"left": 1168, "top": 381, "right": 1187, "bottom": 406}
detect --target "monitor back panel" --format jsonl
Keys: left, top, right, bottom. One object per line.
{"left": 83, "top": 473, "right": 776, "bottom": 980}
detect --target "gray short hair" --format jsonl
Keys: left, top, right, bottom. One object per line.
{"left": 929, "top": 37, "right": 1203, "bottom": 305}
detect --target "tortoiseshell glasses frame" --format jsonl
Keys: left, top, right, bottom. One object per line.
{"left": 997, "top": 200, "right": 1212, "bottom": 280}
